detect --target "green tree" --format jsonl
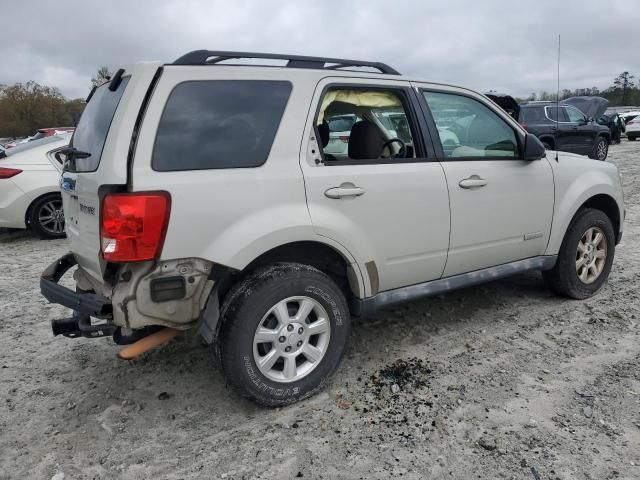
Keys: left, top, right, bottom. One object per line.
{"left": 91, "top": 66, "right": 112, "bottom": 89}
{"left": 0, "top": 82, "right": 86, "bottom": 138}
{"left": 612, "top": 72, "right": 635, "bottom": 104}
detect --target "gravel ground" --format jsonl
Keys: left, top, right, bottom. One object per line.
{"left": 1, "top": 142, "right": 639, "bottom": 480}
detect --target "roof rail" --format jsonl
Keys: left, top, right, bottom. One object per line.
{"left": 172, "top": 50, "right": 400, "bottom": 75}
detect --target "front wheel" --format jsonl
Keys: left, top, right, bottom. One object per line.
{"left": 218, "top": 263, "right": 351, "bottom": 406}
{"left": 543, "top": 208, "right": 615, "bottom": 299}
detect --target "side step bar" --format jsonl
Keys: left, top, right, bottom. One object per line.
{"left": 352, "top": 255, "right": 557, "bottom": 317}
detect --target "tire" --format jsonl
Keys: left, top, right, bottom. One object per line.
{"left": 28, "top": 193, "right": 66, "bottom": 239}
{"left": 629, "top": 136, "right": 636, "bottom": 142}
{"left": 543, "top": 208, "right": 615, "bottom": 299}
{"left": 542, "top": 140, "right": 553, "bottom": 151}
{"left": 590, "top": 137, "right": 608, "bottom": 161}
{"left": 218, "top": 263, "right": 351, "bottom": 406}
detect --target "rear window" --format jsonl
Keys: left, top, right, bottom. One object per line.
{"left": 520, "top": 106, "right": 546, "bottom": 123}
{"left": 152, "top": 80, "right": 292, "bottom": 171}
{"left": 70, "top": 78, "right": 129, "bottom": 172}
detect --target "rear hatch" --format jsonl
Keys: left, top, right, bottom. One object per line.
{"left": 60, "top": 63, "right": 162, "bottom": 282}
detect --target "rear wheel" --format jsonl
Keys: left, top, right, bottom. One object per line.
{"left": 543, "top": 208, "right": 615, "bottom": 299}
{"left": 590, "top": 137, "right": 608, "bottom": 160}
{"left": 218, "top": 263, "right": 350, "bottom": 406}
{"left": 29, "top": 193, "right": 66, "bottom": 239}
{"left": 629, "top": 136, "right": 636, "bottom": 141}
{"left": 542, "top": 140, "right": 554, "bottom": 150}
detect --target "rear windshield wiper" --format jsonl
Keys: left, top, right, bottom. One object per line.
{"left": 56, "top": 147, "right": 91, "bottom": 160}
{"left": 56, "top": 147, "right": 92, "bottom": 172}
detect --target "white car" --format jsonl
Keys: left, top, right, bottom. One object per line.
{"left": 41, "top": 51, "right": 624, "bottom": 406}
{"left": 625, "top": 115, "right": 640, "bottom": 141}
{"left": 0, "top": 134, "right": 70, "bottom": 238}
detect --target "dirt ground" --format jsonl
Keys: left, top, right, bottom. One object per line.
{"left": 1, "top": 142, "right": 639, "bottom": 480}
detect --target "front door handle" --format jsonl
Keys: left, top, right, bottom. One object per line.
{"left": 458, "top": 175, "right": 487, "bottom": 189}
{"left": 324, "top": 182, "right": 365, "bottom": 199}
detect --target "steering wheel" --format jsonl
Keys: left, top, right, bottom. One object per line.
{"left": 380, "top": 138, "right": 407, "bottom": 158}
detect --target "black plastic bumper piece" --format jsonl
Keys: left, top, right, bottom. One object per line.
{"left": 40, "top": 253, "right": 113, "bottom": 318}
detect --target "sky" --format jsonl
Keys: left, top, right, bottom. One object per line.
{"left": 1, "top": 0, "right": 638, "bottom": 100}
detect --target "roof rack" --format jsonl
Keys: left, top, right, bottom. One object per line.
{"left": 172, "top": 50, "right": 400, "bottom": 75}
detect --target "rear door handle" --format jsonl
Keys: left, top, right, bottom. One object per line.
{"left": 324, "top": 182, "right": 365, "bottom": 199}
{"left": 458, "top": 175, "right": 487, "bottom": 189}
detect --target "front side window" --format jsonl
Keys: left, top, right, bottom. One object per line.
{"left": 316, "top": 88, "right": 419, "bottom": 162}
{"left": 565, "top": 106, "right": 587, "bottom": 123}
{"left": 153, "top": 80, "right": 291, "bottom": 171}
{"left": 423, "top": 91, "right": 519, "bottom": 159}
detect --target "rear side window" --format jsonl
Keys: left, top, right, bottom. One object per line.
{"left": 152, "top": 80, "right": 292, "bottom": 171}
{"left": 520, "top": 106, "right": 546, "bottom": 123}
{"left": 71, "top": 78, "right": 129, "bottom": 172}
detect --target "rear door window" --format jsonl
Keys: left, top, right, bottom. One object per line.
{"left": 152, "top": 80, "right": 292, "bottom": 171}
{"left": 70, "top": 78, "right": 129, "bottom": 172}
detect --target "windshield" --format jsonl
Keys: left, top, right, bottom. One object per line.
{"left": 3, "top": 134, "right": 71, "bottom": 157}
{"left": 68, "top": 77, "right": 129, "bottom": 172}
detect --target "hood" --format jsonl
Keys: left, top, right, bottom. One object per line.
{"left": 563, "top": 96, "right": 609, "bottom": 119}
{"left": 485, "top": 93, "right": 520, "bottom": 120}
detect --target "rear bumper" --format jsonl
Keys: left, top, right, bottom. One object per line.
{"left": 0, "top": 178, "right": 30, "bottom": 229}
{"left": 40, "top": 253, "right": 112, "bottom": 318}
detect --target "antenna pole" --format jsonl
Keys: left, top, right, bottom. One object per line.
{"left": 555, "top": 34, "right": 560, "bottom": 162}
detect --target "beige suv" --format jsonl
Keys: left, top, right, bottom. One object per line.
{"left": 41, "top": 51, "right": 624, "bottom": 405}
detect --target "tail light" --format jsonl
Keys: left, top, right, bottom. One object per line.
{"left": 0, "top": 167, "right": 22, "bottom": 179}
{"left": 100, "top": 192, "right": 171, "bottom": 262}
{"left": 339, "top": 136, "right": 350, "bottom": 143}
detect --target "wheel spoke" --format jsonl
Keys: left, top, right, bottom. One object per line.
{"left": 295, "top": 298, "right": 315, "bottom": 322}
{"left": 307, "top": 317, "right": 329, "bottom": 335}
{"left": 585, "top": 228, "right": 594, "bottom": 243}
{"left": 579, "top": 266, "right": 589, "bottom": 282}
{"left": 595, "top": 249, "right": 606, "bottom": 259}
{"left": 302, "top": 344, "right": 322, "bottom": 363}
{"left": 592, "top": 232, "right": 603, "bottom": 247}
{"left": 258, "top": 349, "right": 279, "bottom": 370}
{"left": 39, "top": 215, "right": 53, "bottom": 222}
{"left": 577, "top": 241, "right": 587, "bottom": 254}
{"left": 254, "top": 327, "right": 279, "bottom": 344}
{"left": 576, "top": 256, "right": 586, "bottom": 269}
{"left": 272, "top": 301, "right": 290, "bottom": 325}
{"left": 283, "top": 356, "right": 297, "bottom": 379}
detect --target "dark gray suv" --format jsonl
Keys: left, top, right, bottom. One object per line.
{"left": 519, "top": 102, "right": 610, "bottom": 160}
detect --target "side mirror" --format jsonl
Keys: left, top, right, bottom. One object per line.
{"left": 524, "top": 133, "right": 546, "bottom": 160}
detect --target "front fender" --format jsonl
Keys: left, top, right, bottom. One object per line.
{"left": 546, "top": 165, "right": 623, "bottom": 255}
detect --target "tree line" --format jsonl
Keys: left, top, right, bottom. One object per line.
{"left": 1, "top": 69, "right": 638, "bottom": 139}
{"left": 0, "top": 67, "right": 111, "bottom": 139}
{"left": 522, "top": 72, "right": 639, "bottom": 106}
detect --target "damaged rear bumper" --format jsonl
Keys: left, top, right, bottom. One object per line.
{"left": 40, "top": 253, "right": 112, "bottom": 318}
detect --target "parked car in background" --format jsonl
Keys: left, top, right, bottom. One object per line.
{"left": 0, "top": 134, "right": 70, "bottom": 238}
{"left": 626, "top": 116, "right": 640, "bottom": 141}
{"left": 620, "top": 111, "right": 640, "bottom": 128}
{"left": 597, "top": 113, "right": 625, "bottom": 144}
{"left": 519, "top": 101, "right": 610, "bottom": 160}
{"left": 3, "top": 127, "right": 74, "bottom": 149}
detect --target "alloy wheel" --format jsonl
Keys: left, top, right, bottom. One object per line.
{"left": 37, "top": 199, "right": 65, "bottom": 235}
{"left": 253, "top": 296, "right": 331, "bottom": 383}
{"left": 576, "top": 226, "right": 607, "bottom": 284}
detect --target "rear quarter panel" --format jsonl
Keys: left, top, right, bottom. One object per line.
{"left": 129, "top": 66, "right": 364, "bottom": 294}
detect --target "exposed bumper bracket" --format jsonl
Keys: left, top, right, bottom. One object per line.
{"left": 40, "top": 253, "right": 113, "bottom": 318}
